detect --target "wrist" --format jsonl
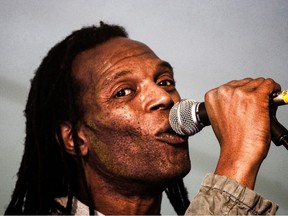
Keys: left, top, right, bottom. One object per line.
{"left": 214, "top": 153, "right": 263, "bottom": 189}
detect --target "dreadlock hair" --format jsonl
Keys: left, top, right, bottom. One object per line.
{"left": 5, "top": 22, "right": 189, "bottom": 215}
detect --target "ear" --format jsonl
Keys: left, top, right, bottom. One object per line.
{"left": 59, "top": 122, "right": 89, "bottom": 156}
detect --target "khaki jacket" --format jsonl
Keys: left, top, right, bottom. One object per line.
{"left": 186, "top": 174, "right": 278, "bottom": 215}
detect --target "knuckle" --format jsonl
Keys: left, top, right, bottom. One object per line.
{"left": 205, "top": 87, "right": 221, "bottom": 103}
{"left": 255, "top": 77, "right": 265, "bottom": 81}
{"left": 242, "top": 77, "right": 253, "bottom": 82}
{"left": 204, "top": 89, "right": 214, "bottom": 102}
{"left": 234, "top": 87, "right": 247, "bottom": 99}
{"left": 218, "top": 85, "right": 232, "bottom": 97}
{"left": 252, "top": 77, "right": 265, "bottom": 86}
{"left": 264, "top": 78, "right": 275, "bottom": 85}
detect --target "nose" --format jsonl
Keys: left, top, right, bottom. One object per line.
{"left": 142, "top": 83, "right": 175, "bottom": 112}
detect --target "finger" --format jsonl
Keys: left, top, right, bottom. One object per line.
{"left": 232, "top": 78, "right": 281, "bottom": 96}
{"left": 225, "top": 78, "right": 253, "bottom": 87}
{"left": 206, "top": 78, "right": 254, "bottom": 100}
{"left": 237, "top": 77, "right": 266, "bottom": 92}
{"left": 254, "top": 78, "right": 281, "bottom": 96}
{"left": 236, "top": 78, "right": 282, "bottom": 106}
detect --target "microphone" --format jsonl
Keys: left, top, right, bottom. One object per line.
{"left": 169, "top": 100, "right": 209, "bottom": 136}
{"left": 169, "top": 90, "right": 288, "bottom": 136}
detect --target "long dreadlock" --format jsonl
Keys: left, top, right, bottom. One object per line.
{"left": 5, "top": 22, "right": 189, "bottom": 215}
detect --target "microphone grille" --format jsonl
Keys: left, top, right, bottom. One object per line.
{"left": 169, "top": 99, "right": 203, "bottom": 136}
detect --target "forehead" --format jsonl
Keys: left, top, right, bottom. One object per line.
{"left": 71, "top": 37, "right": 160, "bottom": 80}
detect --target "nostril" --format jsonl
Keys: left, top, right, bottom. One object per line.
{"left": 150, "top": 99, "right": 174, "bottom": 111}
{"left": 151, "top": 104, "right": 165, "bottom": 111}
{"left": 168, "top": 101, "right": 174, "bottom": 109}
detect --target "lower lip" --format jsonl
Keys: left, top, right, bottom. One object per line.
{"left": 156, "top": 133, "right": 188, "bottom": 145}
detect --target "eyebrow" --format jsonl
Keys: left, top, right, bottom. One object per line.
{"left": 103, "top": 70, "right": 131, "bottom": 87}
{"left": 103, "top": 61, "right": 174, "bottom": 86}
{"left": 154, "top": 61, "right": 174, "bottom": 80}
{"left": 157, "top": 61, "right": 174, "bottom": 74}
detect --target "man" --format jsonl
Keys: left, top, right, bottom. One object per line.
{"left": 5, "top": 22, "right": 279, "bottom": 215}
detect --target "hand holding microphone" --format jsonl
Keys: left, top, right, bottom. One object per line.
{"left": 169, "top": 78, "right": 284, "bottom": 189}
{"left": 169, "top": 89, "right": 288, "bottom": 136}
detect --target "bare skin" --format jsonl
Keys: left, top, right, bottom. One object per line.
{"left": 61, "top": 37, "right": 191, "bottom": 214}
{"left": 205, "top": 78, "right": 281, "bottom": 189}
{"left": 60, "top": 37, "right": 281, "bottom": 214}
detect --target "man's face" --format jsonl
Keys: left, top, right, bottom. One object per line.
{"left": 72, "top": 37, "right": 190, "bottom": 186}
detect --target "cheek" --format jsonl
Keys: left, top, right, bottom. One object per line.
{"left": 86, "top": 130, "right": 152, "bottom": 179}
{"left": 83, "top": 113, "right": 145, "bottom": 166}
{"left": 84, "top": 117, "right": 190, "bottom": 182}
{"left": 173, "top": 91, "right": 182, "bottom": 103}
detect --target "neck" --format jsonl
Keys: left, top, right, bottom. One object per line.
{"left": 91, "top": 191, "right": 162, "bottom": 215}
{"left": 76, "top": 164, "right": 163, "bottom": 215}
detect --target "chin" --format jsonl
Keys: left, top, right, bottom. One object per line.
{"left": 171, "top": 164, "right": 191, "bottom": 179}
{"left": 155, "top": 163, "right": 191, "bottom": 185}
{"left": 153, "top": 170, "right": 191, "bottom": 192}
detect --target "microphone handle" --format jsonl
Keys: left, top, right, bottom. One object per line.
{"left": 197, "top": 102, "right": 210, "bottom": 126}
{"left": 271, "top": 89, "right": 288, "bottom": 106}
{"left": 270, "top": 112, "right": 288, "bottom": 150}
